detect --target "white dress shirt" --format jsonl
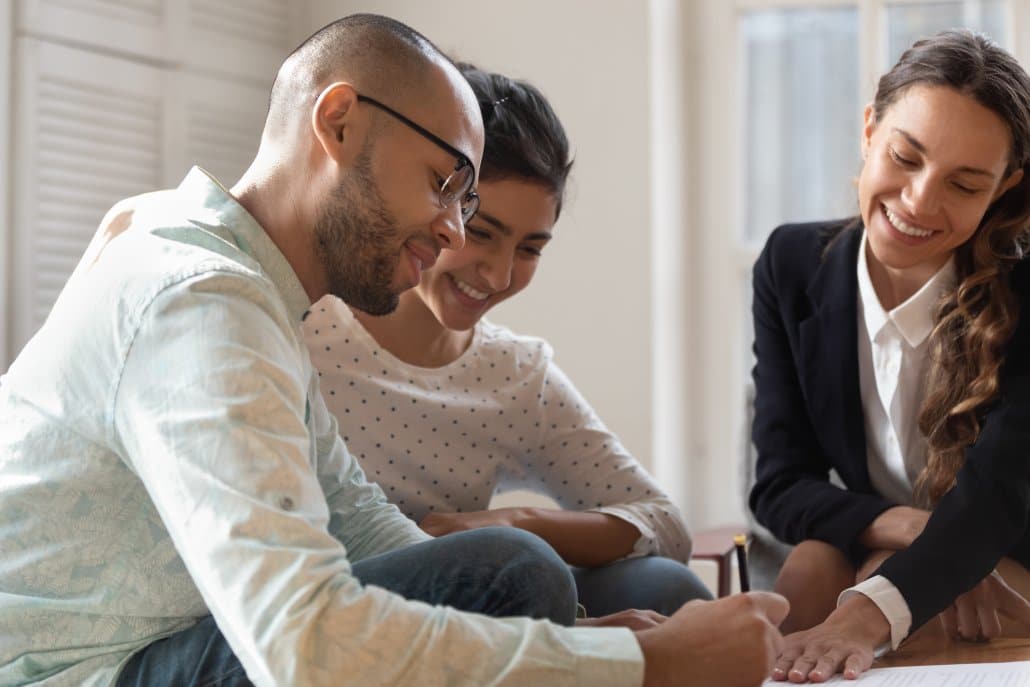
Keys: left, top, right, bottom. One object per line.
{"left": 843, "top": 233, "right": 956, "bottom": 649}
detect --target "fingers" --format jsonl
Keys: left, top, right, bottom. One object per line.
{"left": 808, "top": 651, "right": 846, "bottom": 682}
{"left": 417, "top": 514, "right": 452, "bottom": 537}
{"left": 771, "top": 640, "right": 802, "bottom": 681}
{"left": 787, "top": 657, "right": 815, "bottom": 683}
{"left": 842, "top": 652, "right": 872, "bottom": 680}
{"left": 956, "top": 593, "right": 980, "bottom": 641}
{"left": 940, "top": 605, "right": 959, "bottom": 639}
{"left": 978, "top": 593, "right": 1002, "bottom": 640}
{"left": 994, "top": 573, "right": 1030, "bottom": 629}
{"left": 775, "top": 649, "right": 870, "bottom": 683}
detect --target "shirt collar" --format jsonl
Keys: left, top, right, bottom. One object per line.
{"left": 176, "top": 167, "right": 312, "bottom": 324}
{"left": 857, "top": 231, "right": 956, "bottom": 348}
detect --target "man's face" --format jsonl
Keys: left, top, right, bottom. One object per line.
{"left": 313, "top": 143, "right": 404, "bottom": 316}
{"left": 312, "top": 66, "right": 486, "bottom": 313}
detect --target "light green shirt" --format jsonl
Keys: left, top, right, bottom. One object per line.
{"left": 0, "top": 168, "right": 644, "bottom": 686}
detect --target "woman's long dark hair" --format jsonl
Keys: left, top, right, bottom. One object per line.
{"left": 877, "top": 31, "right": 1030, "bottom": 505}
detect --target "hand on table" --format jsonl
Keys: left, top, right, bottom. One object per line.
{"left": 577, "top": 609, "right": 667, "bottom": 631}
{"left": 771, "top": 594, "right": 889, "bottom": 682}
{"left": 939, "top": 570, "right": 1030, "bottom": 641}
{"left": 636, "top": 592, "right": 789, "bottom": 687}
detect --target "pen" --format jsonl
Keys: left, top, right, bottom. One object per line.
{"left": 734, "top": 533, "right": 750, "bottom": 593}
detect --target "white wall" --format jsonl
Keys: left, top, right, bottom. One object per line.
{"left": 303, "top": 1, "right": 670, "bottom": 506}
{"left": 0, "top": 1, "right": 12, "bottom": 368}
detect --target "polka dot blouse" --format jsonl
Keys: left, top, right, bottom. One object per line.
{"left": 303, "top": 295, "right": 692, "bottom": 561}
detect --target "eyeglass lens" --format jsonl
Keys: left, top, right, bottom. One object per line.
{"left": 440, "top": 163, "right": 478, "bottom": 222}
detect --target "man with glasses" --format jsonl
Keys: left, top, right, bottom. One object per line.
{"left": 0, "top": 12, "right": 788, "bottom": 687}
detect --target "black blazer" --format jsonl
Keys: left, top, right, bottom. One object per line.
{"left": 749, "top": 220, "right": 1030, "bottom": 630}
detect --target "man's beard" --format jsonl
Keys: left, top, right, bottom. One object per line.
{"left": 313, "top": 149, "right": 404, "bottom": 316}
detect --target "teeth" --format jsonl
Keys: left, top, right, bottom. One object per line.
{"left": 884, "top": 206, "right": 933, "bottom": 238}
{"left": 453, "top": 276, "right": 489, "bottom": 301}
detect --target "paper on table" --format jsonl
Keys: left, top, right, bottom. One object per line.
{"left": 761, "top": 660, "right": 1030, "bottom": 685}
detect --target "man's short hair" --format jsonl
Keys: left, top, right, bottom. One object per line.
{"left": 265, "top": 14, "right": 451, "bottom": 137}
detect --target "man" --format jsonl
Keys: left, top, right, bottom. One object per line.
{"left": 0, "top": 14, "right": 787, "bottom": 687}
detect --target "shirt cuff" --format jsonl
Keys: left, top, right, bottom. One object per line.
{"left": 586, "top": 507, "right": 651, "bottom": 556}
{"left": 838, "top": 575, "right": 912, "bottom": 652}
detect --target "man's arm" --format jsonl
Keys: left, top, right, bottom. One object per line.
{"left": 112, "top": 271, "right": 643, "bottom": 687}
{"left": 307, "top": 377, "right": 431, "bottom": 562}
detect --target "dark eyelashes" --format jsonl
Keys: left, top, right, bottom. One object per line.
{"left": 888, "top": 146, "right": 983, "bottom": 194}
{"left": 888, "top": 146, "right": 914, "bottom": 167}
{"left": 466, "top": 227, "right": 544, "bottom": 256}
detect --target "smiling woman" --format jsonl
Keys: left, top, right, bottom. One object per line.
{"left": 303, "top": 63, "right": 711, "bottom": 620}
{"left": 746, "top": 29, "right": 1030, "bottom": 682}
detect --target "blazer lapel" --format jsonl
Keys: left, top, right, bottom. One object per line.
{"left": 797, "top": 228, "right": 873, "bottom": 491}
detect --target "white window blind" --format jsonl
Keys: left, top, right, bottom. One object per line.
{"left": 5, "top": 0, "right": 300, "bottom": 363}
{"left": 11, "top": 39, "right": 164, "bottom": 346}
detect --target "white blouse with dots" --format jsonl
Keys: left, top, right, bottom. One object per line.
{"left": 302, "top": 295, "right": 693, "bottom": 562}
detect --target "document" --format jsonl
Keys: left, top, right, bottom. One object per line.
{"left": 761, "top": 660, "right": 1030, "bottom": 685}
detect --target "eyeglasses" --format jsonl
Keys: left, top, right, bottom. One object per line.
{"left": 356, "top": 94, "right": 480, "bottom": 224}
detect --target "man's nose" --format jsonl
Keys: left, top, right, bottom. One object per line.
{"left": 431, "top": 203, "right": 465, "bottom": 251}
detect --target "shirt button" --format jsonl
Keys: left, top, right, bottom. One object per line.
{"left": 279, "top": 496, "right": 295, "bottom": 511}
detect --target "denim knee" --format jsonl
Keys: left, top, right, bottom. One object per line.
{"left": 573, "top": 555, "right": 712, "bottom": 617}
{"left": 474, "top": 527, "right": 578, "bottom": 625}
{"left": 634, "top": 556, "right": 713, "bottom": 609}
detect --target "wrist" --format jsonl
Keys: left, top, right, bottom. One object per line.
{"left": 832, "top": 594, "right": 891, "bottom": 647}
{"left": 634, "top": 629, "right": 665, "bottom": 687}
{"left": 512, "top": 506, "right": 544, "bottom": 533}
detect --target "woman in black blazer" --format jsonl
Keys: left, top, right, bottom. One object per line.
{"left": 751, "top": 31, "right": 1030, "bottom": 681}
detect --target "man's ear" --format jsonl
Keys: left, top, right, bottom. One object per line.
{"left": 311, "top": 82, "right": 365, "bottom": 167}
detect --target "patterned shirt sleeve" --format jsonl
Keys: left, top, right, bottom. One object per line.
{"left": 501, "top": 347, "right": 693, "bottom": 562}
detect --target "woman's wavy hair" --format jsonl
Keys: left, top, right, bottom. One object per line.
{"left": 456, "top": 62, "right": 573, "bottom": 220}
{"left": 876, "top": 31, "right": 1030, "bottom": 505}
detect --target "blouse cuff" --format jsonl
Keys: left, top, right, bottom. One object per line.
{"left": 838, "top": 575, "right": 912, "bottom": 652}
{"left": 589, "top": 506, "right": 659, "bottom": 559}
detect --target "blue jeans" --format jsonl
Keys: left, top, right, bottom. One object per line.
{"left": 115, "top": 527, "right": 576, "bottom": 687}
{"left": 573, "top": 556, "right": 713, "bottom": 617}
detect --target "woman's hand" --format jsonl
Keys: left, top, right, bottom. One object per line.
{"left": 771, "top": 594, "right": 889, "bottom": 682}
{"left": 419, "top": 508, "right": 526, "bottom": 536}
{"left": 938, "top": 570, "right": 1030, "bottom": 641}
{"left": 419, "top": 507, "right": 641, "bottom": 567}
{"left": 577, "top": 609, "right": 667, "bottom": 631}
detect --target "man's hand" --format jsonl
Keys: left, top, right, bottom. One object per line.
{"left": 771, "top": 594, "right": 888, "bottom": 682}
{"left": 635, "top": 592, "right": 789, "bottom": 687}
{"left": 577, "top": 609, "right": 667, "bottom": 631}
{"left": 419, "top": 508, "right": 525, "bottom": 536}
{"left": 939, "top": 570, "right": 1030, "bottom": 641}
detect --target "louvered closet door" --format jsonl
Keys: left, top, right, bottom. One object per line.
{"left": 175, "top": 0, "right": 300, "bottom": 80}
{"left": 17, "top": 0, "right": 170, "bottom": 61}
{"left": 164, "top": 72, "right": 268, "bottom": 188}
{"left": 11, "top": 38, "right": 167, "bottom": 352}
